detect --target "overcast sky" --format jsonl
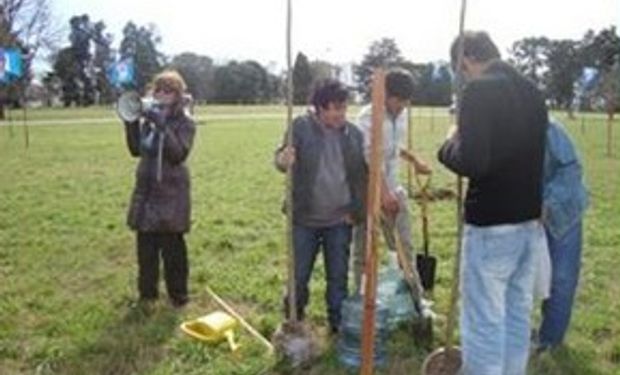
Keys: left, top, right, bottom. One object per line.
{"left": 51, "top": 0, "right": 619, "bottom": 71}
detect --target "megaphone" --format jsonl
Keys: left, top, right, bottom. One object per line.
{"left": 116, "top": 91, "right": 163, "bottom": 123}
{"left": 116, "top": 90, "right": 194, "bottom": 122}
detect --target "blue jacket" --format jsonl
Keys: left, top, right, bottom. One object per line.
{"left": 543, "top": 120, "right": 589, "bottom": 239}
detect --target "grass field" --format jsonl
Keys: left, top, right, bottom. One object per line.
{"left": 0, "top": 105, "right": 618, "bottom": 375}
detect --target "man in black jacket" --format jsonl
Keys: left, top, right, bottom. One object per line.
{"left": 438, "top": 31, "right": 548, "bottom": 375}
{"left": 275, "top": 79, "right": 367, "bottom": 333}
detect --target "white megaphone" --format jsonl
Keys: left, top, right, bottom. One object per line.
{"left": 116, "top": 91, "right": 194, "bottom": 123}
{"left": 116, "top": 91, "right": 163, "bottom": 123}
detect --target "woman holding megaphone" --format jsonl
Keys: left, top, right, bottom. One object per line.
{"left": 121, "top": 70, "right": 196, "bottom": 308}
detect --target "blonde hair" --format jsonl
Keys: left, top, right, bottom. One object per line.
{"left": 151, "top": 70, "right": 187, "bottom": 97}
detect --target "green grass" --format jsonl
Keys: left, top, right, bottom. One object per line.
{"left": 0, "top": 106, "right": 618, "bottom": 374}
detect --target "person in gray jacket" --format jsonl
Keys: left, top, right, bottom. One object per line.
{"left": 275, "top": 79, "right": 367, "bottom": 333}
{"left": 123, "top": 70, "right": 196, "bottom": 308}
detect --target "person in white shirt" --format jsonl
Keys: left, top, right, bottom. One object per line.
{"left": 352, "top": 68, "right": 431, "bottom": 292}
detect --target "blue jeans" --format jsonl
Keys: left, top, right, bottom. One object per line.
{"left": 460, "top": 220, "right": 547, "bottom": 375}
{"left": 539, "top": 220, "right": 582, "bottom": 348}
{"left": 284, "top": 223, "right": 352, "bottom": 330}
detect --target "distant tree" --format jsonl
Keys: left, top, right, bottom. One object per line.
{"left": 212, "top": 60, "right": 273, "bottom": 104}
{"left": 428, "top": 63, "right": 453, "bottom": 106}
{"left": 265, "top": 72, "right": 283, "bottom": 103}
{"left": 292, "top": 52, "right": 312, "bottom": 105}
{"left": 0, "top": 0, "right": 61, "bottom": 117}
{"left": 50, "top": 14, "right": 112, "bottom": 106}
{"left": 400, "top": 61, "right": 451, "bottom": 106}
{"left": 68, "top": 14, "right": 95, "bottom": 105}
{"left": 582, "top": 26, "right": 620, "bottom": 73}
{"left": 170, "top": 52, "right": 215, "bottom": 103}
{"left": 544, "top": 39, "right": 582, "bottom": 114}
{"left": 509, "top": 37, "right": 550, "bottom": 89}
{"left": 310, "top": 59, "right": 340, "bottom": 82}
{"left": 41, "top": 72, "right": 61, "bottom": 107}
{"left": 52, "top": 47, "right": 81, "bottom": 107}
{"left": 119, "top": 22, "right": 165, "bottom": 93}
{"left": 0, "top": 0, "right": 60, "bottom": 53}
{"left": 583, "top": 27, "right": 620, "bottom": 113}
{"left": 92, "top": 21, "right": 115, "bottom": 104}
{"left": 400, "top": 61, "right": 427, "bottom": 103}
{"left": 354, "top": 38, "right": 404, "bottom": 101}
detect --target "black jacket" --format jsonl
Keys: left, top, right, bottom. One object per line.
{"left": 438, "top": 60, "right": 548, "bottom": 226}
{"left": 125, "top": 113, "right": 196, "bottom": 233}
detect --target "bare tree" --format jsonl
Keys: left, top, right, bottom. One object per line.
{"left": 0, "top": 0, "right": 61, "bottom": 117}
{"left": 0, "top": 0, "right": 62, "bottom": 52}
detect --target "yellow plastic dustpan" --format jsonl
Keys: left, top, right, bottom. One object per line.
{"left": 180, "top": 311, "right": 240, "bottom": 352}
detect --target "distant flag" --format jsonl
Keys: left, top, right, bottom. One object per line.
{"left": 431, "top": 62, "right": 443, "bottom": 82}
{"left": 0, "top": 47, "right": 24, "bottom": 83}
{"left": 431, "top": 61, "right": 452, "bottom": 83}
{"left": 579, "top": 67, "right": 599, "bottom": 91}
{"left": 107, "top": 58, "right": 136, "bottom": 88}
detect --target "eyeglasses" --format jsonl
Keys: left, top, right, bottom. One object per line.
{"left": 155, "top": 87, "right": 174, "bottom": 94}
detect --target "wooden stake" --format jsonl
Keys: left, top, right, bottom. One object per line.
{"left": 407, "top": 104, "right": 413, "bottom": 198}
{"left": 285, "top": 0, "right": 297, "bottom": 323}
{"left": 444, "top": 0, "right": 467, "bottom": 351}
{"left": 608, "top": 113, "right": 614, "bottom": 157}
{"left": 360, "top": 68, "right": 385, "bottom": 375}
{"left": 22, "top": 93, "right": 29, "bottom": 148}
{"left": 606, "top": 83, "right": 615, "bottom": 157}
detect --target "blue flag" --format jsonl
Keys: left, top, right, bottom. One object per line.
{"left": 107, "top": 58, "right": 136, "bottom": 88}
{"left": 0, "top": 48, "right": 24, "bottom": 83}
{"left": 579, "top": 67, "right": 599, "bottom": 91}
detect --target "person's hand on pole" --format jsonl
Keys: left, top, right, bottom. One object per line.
{"left": 276, "top": 146, "right": 296, "bottom": 169}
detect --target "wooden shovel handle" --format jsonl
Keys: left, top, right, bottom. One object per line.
{"left": 206, "top": 286, "right": 275, "bottom": 354}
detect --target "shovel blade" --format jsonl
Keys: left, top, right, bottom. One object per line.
{"left": 416, "top": 254, "right": 437, "bottom": 291}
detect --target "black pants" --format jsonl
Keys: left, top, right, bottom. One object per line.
{"left": 137, "top": 232, "right": 188, "bottom": 302}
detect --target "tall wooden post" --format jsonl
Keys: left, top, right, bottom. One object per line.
{"left": 407, "top": 104, "right": 413, "bottom": 198}
{"left": 285, "top": 0, "right": 297, "bottom": 323}
{"left": 360, "top": 68, "right": 385, "bottom": 375}
{"left": 444, "top": 0, "right": 468, "bottom": 351}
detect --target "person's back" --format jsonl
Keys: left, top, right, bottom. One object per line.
{"left": 438, "top": 31, "right": 549, "bottom": 375}
{"left": 458, "top": 60, "right": 548, "bottom": 225}
{"left": 543, "top": 120, "right": 588, "bottom": 238}
{"left": 536, "top": 119, "right": 588, "bottom": 352}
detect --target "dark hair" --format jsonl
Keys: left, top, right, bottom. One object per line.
{"left": 386, "top": 69, "right": 415, "bottom": 100}
{"left": 310, "top": 79, "right": 348, "bottom": 112}
{"left": 450, "top": 31, "right": 500, "bottom": 70}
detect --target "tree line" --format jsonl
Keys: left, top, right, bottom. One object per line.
{"left": 1, "top": 4, "right": 618, "bottom": 112}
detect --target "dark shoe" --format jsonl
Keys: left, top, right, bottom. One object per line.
{"left": 330, "top": 325, "right": 340, "bottom": 336}
{"left": 170, "top": 296, "right": 189, "bottom": 309}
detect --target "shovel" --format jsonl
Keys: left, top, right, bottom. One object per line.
{"left": 389, "top": 223, "right": 434, "bottom": 348}
{"left": 421, "top": 176, "right": 464, "bottom": 375}
{"left": 415, "top": 173, "right": 437, "bottom": 291}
